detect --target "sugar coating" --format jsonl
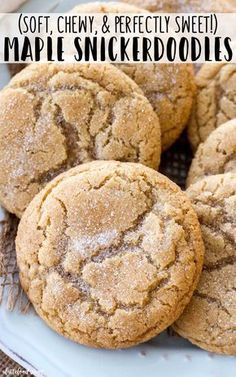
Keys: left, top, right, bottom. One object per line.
{"left": 16, "top": 161, "right": 204, "bottom": 349}
{"left": 0, "top": 63, "right": 161, "bottom": 217}
{"left": 118, "top": 64, "right": 195, "bottom": 150}
{"left": 188, "top": 63, "right": 236, "bottom": 151}
{"left": 187, "top": 119, "right": 236, "bottom": 187}
{"left": 122, "top": 0, "right": 236, "bottom": 12}
{"left": 174, "top": 173, "right": 236, "bottom": 355}
{"left": 71, "top": 2, "right": 196, "bottom": 151}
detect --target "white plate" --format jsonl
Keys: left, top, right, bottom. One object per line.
{"left": 1, "top": 298, "right": 236, "bottom": 377}
{"left": 0, "top": 1, "right": 236, "bottom": 376}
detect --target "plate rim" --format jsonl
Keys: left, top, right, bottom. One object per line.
{"left": 0, "top": 338, "right": 40, "bottom": 376}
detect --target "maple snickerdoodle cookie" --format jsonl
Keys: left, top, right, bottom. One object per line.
{"left": 16, "top": 161, "right": 204, "bottom": 349}
{"left": 0, "top": 63, "right": 161, "bottom": 218}
{"left": 188, "top": 63, "right": 236, "bottom": 151}
{"left": 72, "top": 2, "right": 196, "bottom": 150}
{"left": 119, "top": 64, "right": 195, "bottom": 151}
{"left": 122, "top": 0, "right": 236, "bottom": 12}
{"left": 174, "top": 173, "right": 236, "bottom": 355}
{"left": 187, "top": 119, "right": 236, "bottom": 187}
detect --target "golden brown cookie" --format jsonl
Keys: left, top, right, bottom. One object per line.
{"left": 122, "top": 0, "right": 236, "bottom": 12}
{"left": 187, "top": 119, "right": 236, "bottom": 187}
{"left": 16, "top": 161, "right": 204, "bottom": 349}
{"left": 0, "top": 63, "right": 161, "bottom": 218}
{"left": 188, "top": 63, "right": 236, "bottom": 151}
{"left": 119, "top": 64, "right": 195, "bottom": 151}
{"left": 72, "top": 2, "right": 196, "bottom": 150}
{"left": 173, "top": 173, "right": 236, "bottom": 355}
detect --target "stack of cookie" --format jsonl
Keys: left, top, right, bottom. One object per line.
{"left": 0, "top": 1, "right": 235, "bottom": 356}
{"left": 174, "top": 63, "right": 236, "bottom": 355}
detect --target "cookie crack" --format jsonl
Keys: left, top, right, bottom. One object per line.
{"left": 194, "top": 291, "right": 231, "bottom": 317}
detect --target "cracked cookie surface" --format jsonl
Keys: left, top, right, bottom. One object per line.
{"left": 16, "top": 161, "right": 204, "bottom": 349}
{"left": 188, "top": 63, "right": 236, "bottom": 151}
{"left": 187, "top": 119, "right": 236, "bottom": 187}
{"left": 174, "top": 173, "right": 236, "bottom": 355}
{"left": 0, "top": 63, "right": 161, "bottom": 218}
{"left": 122, "top": 0, "right": 236, "bottom": 12}
{"left": 72, "top": 2, "right": 195, "bottom": 151}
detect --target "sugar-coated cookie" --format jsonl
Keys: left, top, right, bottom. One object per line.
{"left": 72, "top": 2, "right": 196, "bottom": 150}
{"left": 0, "top": 63, "right": 161, "bottom": 217}
{"left": 16, "top": 161, "right": 204, "bottom": 349}
{"left": 188, "top": 63, "right": 236, "bottom": 151}
{"left": 187, "top": 119, "right": 236, "bottom": 187}
{"left": 174, "top": 173, "right": 236, "bottom": 355}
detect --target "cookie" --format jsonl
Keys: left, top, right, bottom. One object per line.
{"left": 188, "top": 63, "right": 236, "bottom": 151}
{"left": 174, "top": 173, "right": 236, "bottom": 355}
{"left": 187, "top": 119, "right": 236, "bottom": 187}
{"left": 72, "top": 2, "right": 196, "bottom": 150}
{"left": 0, "top": 63, "right": 161, "bottom": 218}
{"left": 119, "top": 64, "right": 195, "bottom": 151}
{"left": 122, "top": 0, "right": 236, "bottom": 12}
{"left": 16, "top": 160, "right": 204, "bottom": 349}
